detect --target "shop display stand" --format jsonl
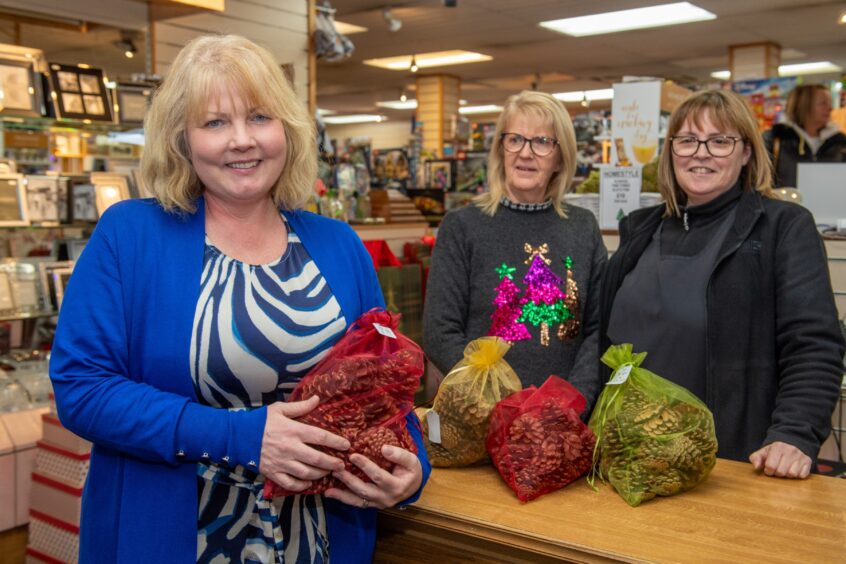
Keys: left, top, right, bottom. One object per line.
{"left": 25, "top": 410, "right": 90, "bottom": 564}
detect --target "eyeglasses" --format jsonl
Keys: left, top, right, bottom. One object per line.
{"left": 669, "top": 135, "right": 744, "bottom": 158}
{"left": 500, "top": 133, "right": 558, "bottom": 157}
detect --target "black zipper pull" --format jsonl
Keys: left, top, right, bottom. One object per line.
{"left": 683, "top": 209, "right": 689, "bottom": 231}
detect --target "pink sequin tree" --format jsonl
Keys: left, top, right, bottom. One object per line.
{"left": 488, "top": 264, "right": 531, "bottom": 343}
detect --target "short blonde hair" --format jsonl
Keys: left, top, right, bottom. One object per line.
{"left": 786, "top": 84, "right": 828, "bottom": 131}
{"left": 475, "top": 90, "right": 577, "bottom": 217}
{"left": 140, "top": 34, "right": 316, "bottom": 213}
{"left": 659, "top": 89, "right": 773, "bottom": 217}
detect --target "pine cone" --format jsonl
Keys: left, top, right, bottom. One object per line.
{"left": 353, "top": 427, "right": 401, "bottom": 470}
{"left": 509, "top": 414, "right": 545, "bottom": 445}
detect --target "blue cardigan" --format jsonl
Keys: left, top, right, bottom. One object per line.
{"left": 50, "top": 198, "right": 430, "bottom": 563}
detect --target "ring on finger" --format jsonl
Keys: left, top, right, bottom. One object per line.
{"left": 360, "top": 496, "right": 369, "bottom": 509}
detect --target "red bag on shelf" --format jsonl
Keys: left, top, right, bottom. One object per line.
{"left": 263, "top": 309, "right": 424, "bottom": 499}
{"left": 486, "top": 376, "right": 595, "bottom": 502}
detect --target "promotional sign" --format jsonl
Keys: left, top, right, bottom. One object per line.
{"left": 732, "top": 77, "right": 797, "bottom": 131}
{"left": 599, "top": 166, "right": 642, "bottom": 230}
{"left": 611, "top": 81, "right": 661, "bottom": 167}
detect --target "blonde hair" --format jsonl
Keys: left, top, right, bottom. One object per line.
{"left": 659, "top": 89, "right": 774, "bottom": 217}
{"left": 785, "top": 84, "right": 828, "bottom": 131}
{"left": 475, "top": 90, "right": 577, "bottom": 217}
{"left": 140, "top": 34, "right": 316, "bottom": 213}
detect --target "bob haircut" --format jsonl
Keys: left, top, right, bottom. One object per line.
{"left": 785, "top": 84, "right": 828, "bottom": 131}
{"left": 140, "top": 34, "right": 317, "bottom": 213}
{"left": 659, "top": 89, "right": 773, "bottom": 217}
{"left": 475, "top": 90, "right": 577, "bottom": 217}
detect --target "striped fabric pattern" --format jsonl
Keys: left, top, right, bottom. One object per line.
{"left": 190, "top": 217, "right": 345, "bottom": 563}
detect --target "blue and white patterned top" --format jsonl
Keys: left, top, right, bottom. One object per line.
{"left": 190, "top": 216, "right": 347, "bottom": 563}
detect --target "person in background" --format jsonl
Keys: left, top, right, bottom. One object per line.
{"left": 600, "top": 89, "right": 844, "bottom": 478}
{"left": 49, "top": 35, "right": 429, "bottom": 563}
{"left": 423, "top": 90, "right": 607, "bottom": 408}
{"left": 765, "top": 83, "right": 846, "bottom": 187}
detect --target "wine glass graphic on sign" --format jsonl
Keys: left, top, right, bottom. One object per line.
{"left": 632, "top": 130, "right": 658, "bottom": 165}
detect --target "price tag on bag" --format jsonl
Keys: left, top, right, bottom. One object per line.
{"left": 607, "top": 363, "right": 633, "bottom": 385}
{"left": 373, "top": 323, "right": 397, "bottom": 339}
{"left": 426, "top": 410, "right": 442, "bottom": 444}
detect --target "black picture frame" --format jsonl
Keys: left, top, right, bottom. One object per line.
{"left": 48, "top": 62, "right": 114, "bottom": 122}
{"left": 424, "top": 159, "right": 455, "bottom": 190}
{"left": 116, "top": 83, "right": 153, "bottom": 125}
{"left": 0, "top": 57, "right": 42, "bottom": 118}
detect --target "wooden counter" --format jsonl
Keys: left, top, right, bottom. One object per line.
{"left": 375, "top": 460, "right": 846, "bottom": 563}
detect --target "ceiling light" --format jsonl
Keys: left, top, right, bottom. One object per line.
{"left": 778, "top": 61, "right": 842, "bottom": 75}
{"left": 383, "top": 7, "right": 402, "bottom": 32}
{"left": 363, "top": 50, "right": 492, "bottom": 71}
{"left": 334, "top": 21, "right": 368, "bottom": 35}
{"left": 552, "top": 89, "right": 614, "bottom": 102}
{"left": 399, "top": 91, "right": 407, "bottom": 102}
{"left": 459, "top": 105, "right": 503, "bottom": 115}
{"left": 322, "top": 114, "right": 386, "bottom": 124}
{"left": 539, "top": 2, "right": 716, "bottom": 37}
{"left": 317, "top": 108, "right": 337, "bottom": 116}
{"left": 410, "top": 55, "right": 419, "bottom": 73}
{"left": 710, "top": 61, "right": 842, "bottom": 80}
{"left": 377, "top": 99, "right": 418, "bottom": 110}
{"left": 840, "top": 11, "right": 846, "bottom": 25}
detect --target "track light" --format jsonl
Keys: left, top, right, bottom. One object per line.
{"left": 409, "top": 55, "right": 418, "bottom": 73}
{"left": 383, "top": 7, "right": 402, "bottom": 32}
{"left": 114, "top": 32, "right": 138, "bottom": 59}
{"left": 399, "top": 89, "right": 407, "bottom": 102}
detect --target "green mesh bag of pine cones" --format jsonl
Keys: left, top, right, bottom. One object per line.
{"left": 588, "top": 344, "right": 718, "bottom": 507}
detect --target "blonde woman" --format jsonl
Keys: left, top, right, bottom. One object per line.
{"left": 423, "top": 90, "right": 607, "bottom": 406}
{"left": 600, "top": 89, "right": 844, "bottom": 478}
{"left": 50, "top": 35, "right": 428, "bottom": 563}
{"left": 765, "top": 84, "right": 846, "bottom": 188}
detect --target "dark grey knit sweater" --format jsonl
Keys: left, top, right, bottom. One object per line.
{"left": 422, "top": 201, "right": 607, "bottom": 409}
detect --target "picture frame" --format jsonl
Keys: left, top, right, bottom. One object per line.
{"left": 70, "top": 182, "right": 97, "bottom": 222}
{"left": 48, "top": 62, "right": 114, "bottom": 122}
{"left": 24, "top": 175, "right": 61, "bottom": 225}
{"left": 116, "top": 83, "right": 153, "bottom": 125}
{"left": 0, "top": 57, "right": 42, "bottom": 118}
{"left": 51, "top": 266, "right": 74, "bottom": 311}
{"left": 90, "top": 172, "right": 130, "bottom": 216}
{"left": 424, "top": 159, "right": 454, "bottom": 190}
{"left": 38, "top": 261, "right": 74, "bottom": 311}
{"left": 0, "top": 174, "right": 29, "bottom": 227}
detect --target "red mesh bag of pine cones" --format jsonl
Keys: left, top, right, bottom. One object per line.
{"left": 486, "top": 376, "right": 596, "bottom": 502}
{"left": 263, "top": 309, "right": 424, "bottom": 498}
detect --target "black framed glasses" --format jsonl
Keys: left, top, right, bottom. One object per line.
{"left": 669, "top": 135, "right": 744, "bottom": 157}
{"left": 500, "top": 132, "right": 559, "bottom": 157}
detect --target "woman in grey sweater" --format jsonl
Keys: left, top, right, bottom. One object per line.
{"left": 422, "top": 91, "right": 607, "bottom": 409}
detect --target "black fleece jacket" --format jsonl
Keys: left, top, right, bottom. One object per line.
{"left": 599, "top": 189, "right": 844, "bottom": 462}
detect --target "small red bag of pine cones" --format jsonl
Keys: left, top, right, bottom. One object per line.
{"left": 263, "top": 309, "right": 424, "bottom": 498}
{"left": 486, "top": 376, "right": 596, "bottom": 502}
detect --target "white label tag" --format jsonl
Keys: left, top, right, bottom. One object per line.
{"left": 426, "top": 410, "right": 442, "bottom": 444}
{"left": 373, "top": 323, "right": 397, "bottom": 339}
{"left": 607, "top": 363, "right": 633, "bottom": 385}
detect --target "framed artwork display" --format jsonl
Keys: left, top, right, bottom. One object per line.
{"left": 24, "top": 175, "right": 61, "bottom": 224}
{"left": 116, "top": 83, "right": 153, "bottom": 125}
{"left": 71, "top": 182, "right": 97, "bottom": 222}
{"left": 0, "top": 175, "right": 29, "bottom": 227}
{"left": 38, "top": 261, "right": 74, "bottom": 311}
{"left": 424, "top": 159, "right": 454, "bottom": 190}
{"left": 90, "top": 172, "right": 130, "bottom": 216}
{"left": 0, "top": 57, "right": 42, "bottom": 118}
{"left": 48, "top": 62, "right": 114, "bottom": 122}
{"left": 51, "top": 266, "right": 74, "bottom": 310}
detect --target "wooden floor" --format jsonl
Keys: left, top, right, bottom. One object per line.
{"left": 0, "top": 526, "right": 27, "bottom": 564}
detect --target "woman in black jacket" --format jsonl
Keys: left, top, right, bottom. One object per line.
{"left": 764, "top": 84, "right": 846, "bottom": 188}
{"left": 600, "top": 89, "right": 844, "bottom": 479}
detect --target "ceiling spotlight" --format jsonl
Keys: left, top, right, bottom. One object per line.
{"left": 580, "top": 93, "right": 589, "bottom": 108}
{"left": 400, "top": 89, "right": 407, "bottom": 102}
{"left": 114, "top": 32, "right": 138, "bottom": 59}
{"left": 383, "top": 7, "right": 402, "bottom": 32}
{"left": 409, "top": 55, "right": 419, "bottom": 73}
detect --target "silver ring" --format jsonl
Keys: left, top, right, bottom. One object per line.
{"left": 360, "top": 496, "right": 369, "bottom": 509}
